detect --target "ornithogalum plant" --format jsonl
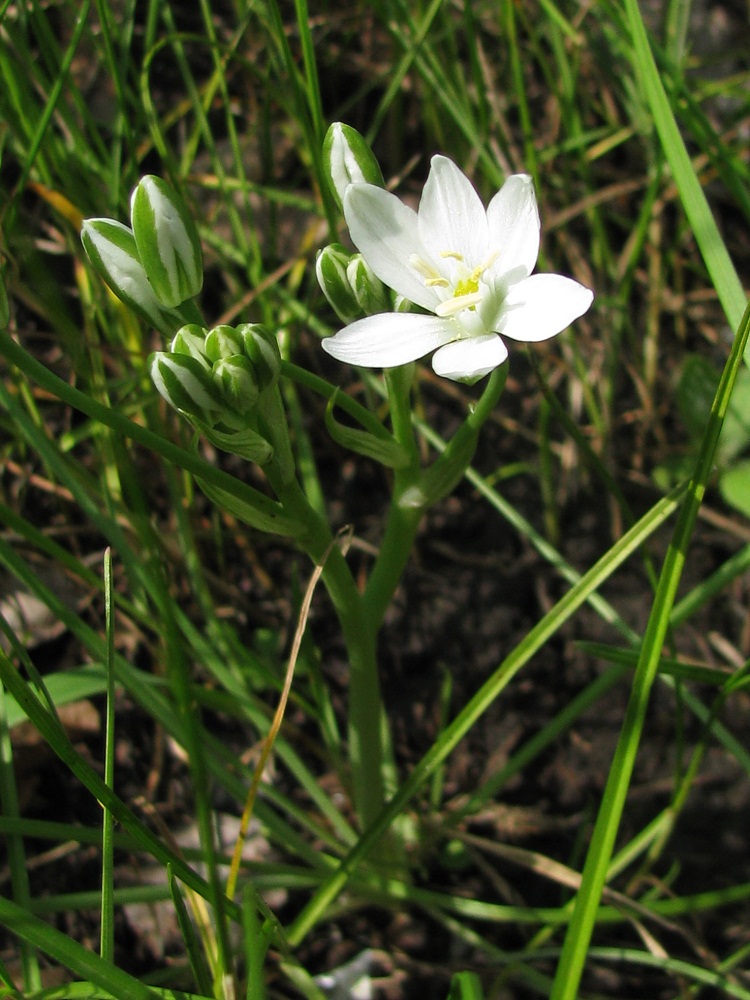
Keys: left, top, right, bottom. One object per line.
{"left": 82, "top": 129, "right": 593, "bottom": 851}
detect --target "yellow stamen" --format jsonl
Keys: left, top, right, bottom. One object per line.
{"left": 413, "top": 248, "right": 495, "bottom": 316}
{"left": 409, "top": 254, "right": 442, "bottom": 281}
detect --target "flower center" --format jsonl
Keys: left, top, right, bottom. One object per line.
{"left": 410, "top": 249, "right": 498, "bottom": 321}
{"left": 441, "top": 252, "right": 489, "bottom": 317}
{"left": 452, "top": 270, "right": 481, "bottom": 300}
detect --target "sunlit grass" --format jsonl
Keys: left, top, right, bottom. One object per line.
{"left": 1, "top": 1, "right": 750, "bottom": 997}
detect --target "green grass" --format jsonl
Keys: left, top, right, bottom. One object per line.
{"left": 1, "top": 1, "right": 750, "bottom": 997}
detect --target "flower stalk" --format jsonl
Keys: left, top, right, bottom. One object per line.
{"left": 79, "top": 136, "right": 592, "bottom": 860}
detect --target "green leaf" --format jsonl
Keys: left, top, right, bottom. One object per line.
{"left": 0, "top": 877, "right": 164, "bottom": 1000}
{"left": 168, "top": 868, "right": 214, "bottom": 997}
{"left": 575, "top": 641, "right": 732, "bottom": 686}
{"left": 195, "top": 476, "right": 301, "bottom": 537}
{"left": 0, "top": 266, "right": 9, "bottom": 329}
{"left": 623, "top": 0, "right": 746, "bottom": 334}
{"left": 324, "top": 392, "right": 411, "bottom": 469}
{"left": 719, "top": 460, "right": 750, "bottom": 520}
{"left": 447, "top": 972, "right": 485, "bottom": 1000}
{"left": 678, "top": 355, "right": 750, "bottom": 464}
{"left": 399, "top": 423, "right": 479, "bottom": 510}
{"left": 2, "top": 666, "right": 110, "bottom": 729}
{"left": 199, "top": 421, "right": 274, "bottom": 465}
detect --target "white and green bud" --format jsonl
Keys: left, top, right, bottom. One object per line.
{"left": 171, "top": 324, "right": 210, "bottom": 365}
{"left": 316, "top": 243, "right": 361, "bottom": 324}
{"left": 322, "top": 122, "right": 385, "bottom": 211}
{"left": 81, "top": 219, "right": 178, "bottom": 331}
{"left": 150, "top": 351, "right": 225, "bottom": 424}
{"left": 239, "top": 324, "right": 281, "bottom": 390}
{"left": 131, "top": 175, "right": 203, "bottom": 308}
{"left": 394, "top": 294, "right": 414, "bottom": 313}
{"left": 346, "top": 253, "right": 389, "bottom": 315}
{"left": 213, "top": 354, "right": 260, "bottom": 415}
{"left": 204, "top": 324, "right": 244, "bottom": 362}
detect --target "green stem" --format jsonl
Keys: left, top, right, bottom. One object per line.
{"left": 364, "top": 498, "right": 423, "bottom": 633}
{"left": 384, "top": 364, "right": 420, "bottom": 461}
{"left": 365, "top": 365, "right": 507, "bottom": 631}
{"left": 363, "top": 366, "right": 421, "bottom": 630}
{"left": 265, "top": 454, "right": 388, "bottom": 833}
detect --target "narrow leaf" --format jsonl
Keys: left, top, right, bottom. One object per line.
{"left": 324, "top": 392, "right": 411, "bottom": 469}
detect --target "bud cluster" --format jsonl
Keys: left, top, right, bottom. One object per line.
{"left": 82, "top": 175, "right": 203, "bottom": 334}
{"left": 316, "top": 243, "right": 391, "bottom": 324}
{"left": 150, "top": 323, "right": 282, "bottom": 464}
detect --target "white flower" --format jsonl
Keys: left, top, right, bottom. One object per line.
{"left": 322, "top": 156, "right": 594, "bottom": 383}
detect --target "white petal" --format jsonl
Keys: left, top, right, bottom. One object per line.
{"left": 344, "top": 185, "right": 438, "bottom": 310}
{"left": 418, "top": 156, "right": 489, "bottom": 266}
{"left": 500, "top": 274, "right": 593, "bottom": 343}
{"left": 432, "top": 334, "right": 508, "bottom": 382}
{"left": 486, "top": 174, "right": 540, "bottom": 278}
{"left": 322, "top": 313, "right": 458, "bottom": 368}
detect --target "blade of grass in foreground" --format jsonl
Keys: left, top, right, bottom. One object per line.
{"left": 623, "top": 0, "right": 746, "bottom": 333}
{"left": 549, "top": 297, "right": 750, "bottom": 1000}
{"left": 100, "top": 550, "right": 116, "bottom": 965}
{"left": 0, "top": 895, "right": 163, "bottom": 1000}
{"left": 0, "top": 651, "right": 41, "bottom": 992}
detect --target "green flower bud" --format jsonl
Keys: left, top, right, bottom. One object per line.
{"left": 213, "top": 354, "right": 260, "bottom": 415}
{"left": 239, "top": 324, "right": 281, "bottom": 390}
{"left": 322, "top": 123, "right": 385, "bottom": 211}
{"left": 346, "top": 253, "right": 389, "bottom": 315}
{"left": 150, "top": 351, "right": 225, "bottom": 424}
{"left": 316, "top": 243, "right": 361, "bottom": 324}
{"left": 130, "top": 175, "right": 203, "bottom": 308}
{"left": 171, "top": 324, "right": 210, "bottom": 365}
{"left": 81, "top": 219, "right": 178, "bottom": 331}
{"left": 204, "top": 324, "right": 244, "bottom": 362}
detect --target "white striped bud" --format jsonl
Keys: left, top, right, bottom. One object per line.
{"left": 130, "top": 175, "right": 203, "bottom": 308}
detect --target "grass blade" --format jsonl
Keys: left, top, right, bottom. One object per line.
{"left": 623, "top": 0, "right": 746, "bottom": 332}
{"left": 549, "top": 299, "right": 750, "bottom": 1000}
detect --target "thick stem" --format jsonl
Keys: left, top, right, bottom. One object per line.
{"left": 365, "top": 365, "right": 507, "bottom": 632}
{"left": 269, "top": 363, "right": 508, "bottom": 834}
{"left": 364, "top": 500, "right": 423, "bottom": 633}
{"left": 269, "top": 467, "right": 387, "bottom": 831}
{"left": 364, "top": 366, "right": 423, "bottom": 630}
